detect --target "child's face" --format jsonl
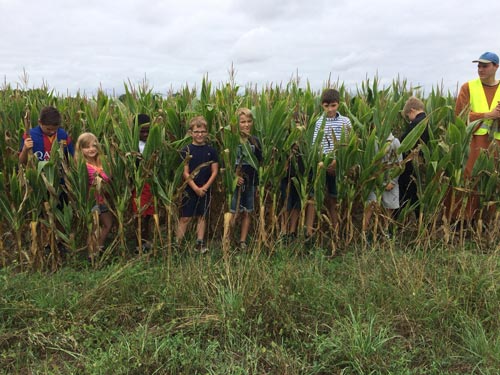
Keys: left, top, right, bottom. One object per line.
{"left": 322, "top": 102, "right": 339, "bottom": 118}
{"left": 238, "top": 115, "right": 253, "bottom": 136}
{"left": 139, "top": 126, "right": 150, "bottom": 142}
{"left": 190, "top": 126, "right": 208, "bottom": 145}
{"left": 81, "top": 142, "right": 99, "bottom": 160}
{"left": 405, "top": 108, "right": 417, "bottom": 122}
{"left": 39, "top": 122, "right": 59, "bottom": 136}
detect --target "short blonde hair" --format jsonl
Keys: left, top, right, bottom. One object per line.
{"left": 403, "top": 96, "right": 425, "bottom": 117}
{"left": 189, "top": 115, "right": 208, "bottom": 130}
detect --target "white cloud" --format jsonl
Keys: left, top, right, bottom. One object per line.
{"left": 231, "top": 26, "right": 275, "bottom": 64}
{"left": 1, "top": 0, "right": 500, "bottom": 95}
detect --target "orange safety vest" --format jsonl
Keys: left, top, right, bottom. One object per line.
{"left": 469, "top": 78, "right": 500, "bottom": 139}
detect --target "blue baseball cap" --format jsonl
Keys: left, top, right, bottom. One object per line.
{"left": 472, "top": 52, "right": 499, "bottom": 65}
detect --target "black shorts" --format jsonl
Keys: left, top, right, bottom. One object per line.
{"left": 181, "top": 190, "right": 211, "bottom": 217}
{"left": 326, "top": 174, "right": 337, "bottom": 198}
{"left": 310, "top": 174, "right": 337, "bottom": 199}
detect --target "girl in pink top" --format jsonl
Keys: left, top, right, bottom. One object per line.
{"left": 75, "top": 132, "right": 113, "bottom": 249}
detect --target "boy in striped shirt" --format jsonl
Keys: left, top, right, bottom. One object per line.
{"left": 305, "top": 89, "right": 351, "bottom": 238}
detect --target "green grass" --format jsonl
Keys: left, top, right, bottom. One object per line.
{"left": 1, "top": 242, "right": 499, "bottom": 374}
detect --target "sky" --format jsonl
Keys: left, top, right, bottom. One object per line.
{"left": 1, "top": 0, "right": 499, "bottom": 97}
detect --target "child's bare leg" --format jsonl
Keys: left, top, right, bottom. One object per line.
{"left": 385, "top": 208, "right": 394, "bottom": 234}
{"left": 305, "top": 201, "right": 315, "bottom": 237}
{"left": 326, "top": 196, "right": 338, "bottom": 232}
{"left": 281, "top": 211, "right": 289, "bottom": 235}
{"left": 196, "top": 216, "right": 206, "bottom": 242}
{"left": 363, "top": 203, "right": 375, "bottom": 232}
{"left": 229, "top": 211, "right": 237, "bottom": 226}
{"left": 98, "top": 211, "right": 113, "bottom": 248}
{"left": 289, "top": 208, "right": 300, "bottom": 235}
{"left": 176, "top": 216, "right": 191, "bottom": 242}
{"left": 240, "top": 211, "right": 250, "bottom": 243}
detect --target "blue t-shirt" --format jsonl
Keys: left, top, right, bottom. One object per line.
{"left": 20, "top": 126, "right": 74, "bottom": 161}
{"left": 181, "top": 143, "right": 219, "bottom": 191}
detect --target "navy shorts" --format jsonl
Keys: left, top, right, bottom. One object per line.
{"left": 310, "top": 174, "right": 337, "bottom": 199}
{"left": 230, "top": 185, "right": 255, "bottom": 213}
{"left": 181, "top": 191, "right": 211, "bottom": 217}
{"left": 326, "top": 174, "right": 337, "bottom": 198}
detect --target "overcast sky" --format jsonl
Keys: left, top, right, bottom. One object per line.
{"left": 1, "top": 0, "right": 499, "bottom": 97}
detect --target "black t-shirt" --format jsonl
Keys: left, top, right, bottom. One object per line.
{"left": 181, "top": 143, "right": 219, "bottom": 190}
{"left": 235, "top": 136, "right": 263, "bottom": 186}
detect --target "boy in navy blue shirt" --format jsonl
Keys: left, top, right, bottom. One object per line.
{"left": 176, "top": 116, "right": 219, "bottom": 253}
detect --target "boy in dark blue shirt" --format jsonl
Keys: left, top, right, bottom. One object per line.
{"left": 176, "top": 116, "right": 219, "bottom": 253}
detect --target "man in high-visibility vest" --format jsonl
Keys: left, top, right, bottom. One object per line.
{"left": 454, "top": 51, "right": 500, "bottom": 220}
{"left": 456, "top": 51, "right": 500, "bottom": 175}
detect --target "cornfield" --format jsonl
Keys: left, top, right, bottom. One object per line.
{"left": 1, "top": 75, "right": 498, "bottom": 271}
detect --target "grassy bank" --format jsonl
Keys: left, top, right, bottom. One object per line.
{"left": 1, "top": 241, "right": 499, "bottom": 374}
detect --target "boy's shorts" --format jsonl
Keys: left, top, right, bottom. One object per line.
{"left": 181, "top": 191, "right": 211, "bottom": 218}
{"left": 308, "top": 174, "right": 337, "bottom": 199}
{"left": 326, "top": 174, "right": 337, "bottom": 198}
{"left": 230, "top": 185, "right": 255, "bottom": 213}
{"left": 280, "top": 179, "right": 301, "bottom": 211}
{"left": 367, "top": 184, "right": 400, "bottom": 210}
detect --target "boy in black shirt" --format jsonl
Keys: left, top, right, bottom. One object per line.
{"left": 230, "top": 108, "right": 263, "bottom": 249}
{"left": 177, "top": 116, "right": 219, "bottom": 253}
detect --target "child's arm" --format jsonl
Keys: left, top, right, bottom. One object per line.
{"left": 183, "top": 163, "right": 204, "bottom": 196}
{"left": 19, "top": 134, "right": 33, "bottom": 164}
{"left": 181, "top": 146, "right": 204, "bottom": 196}
{"left": 385, "top": 138, "right": 403, "bottom": 191}
{"left": 386, "top": 165, "right": 401, "bottom": 191}
{"left": 327, "top": 160, "right": 336, "bottom": 175}
{"left": 201, "top": 162, "right": 219, "bottom": 191}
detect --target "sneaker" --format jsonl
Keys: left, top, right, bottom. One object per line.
{"left": 239, "top": 241, "right": 248, "bottom": 250}
{"left": 57, "top": 243, "right": 68, "bottom": 259}
{"left": 135, "top": 241, "right": 152, "bottom": 254}
{"left": 380, "top": 231, "right": 393, "bottom": 241}
{"left": 196, "top": 240, "right": 209, "bottom": 254}
{"left": 43, "top": 245, "right": 52, "bottom": 257}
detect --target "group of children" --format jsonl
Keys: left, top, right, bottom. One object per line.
{"left": 18, "top": 105, "right": 263, "bottom": 254}
{"left": 19, "top": 90, "right": 427, "bottom": 255}
{"left": 20, "top": 110, "right": 114, "bottom": 252}
{"left": 280, "top": 89, "right": 427, "bottom": 241}
{"left": 175, "top": 108, "right": 263, "bottom": 251}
